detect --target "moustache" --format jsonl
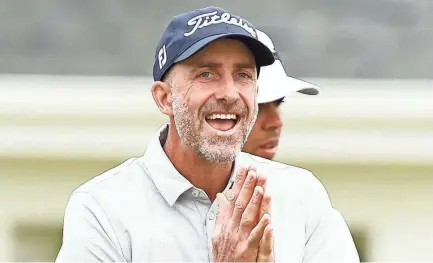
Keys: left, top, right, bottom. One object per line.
{"left": 200, "top": 101, "right": 248, "bottom": 116}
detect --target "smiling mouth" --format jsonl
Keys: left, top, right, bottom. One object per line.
{"left": 205, "top": 113, "right": 239, "bottom": 131}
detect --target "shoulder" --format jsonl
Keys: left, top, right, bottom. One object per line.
{"left": 238, "top": 152, "right": 331, "bottom": 206}
{"left": 239, "top": 152, "right": 313, "bottom": 175}
{"left": 66, "top": 157, "right": 155, "bottom": 218}
{"left": 72, "top": 157, "right": 143, "bottom": 195}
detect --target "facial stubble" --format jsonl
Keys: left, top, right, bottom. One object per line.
{"left": 171, "top": 86, "right": 258, "bottom": 163}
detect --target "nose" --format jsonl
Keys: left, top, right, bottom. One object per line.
{"left": 262, "top": 103, "right": 283, "bottom": 131}
{"left": 214, "top": 78, "right": 240, "bottom": 104}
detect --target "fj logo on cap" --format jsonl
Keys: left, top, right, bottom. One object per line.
{"left": 184, "top": 11, "right": 257, "bottom": 38}
{"left": 158, "top": 45, "right": 167, "bottom": 69}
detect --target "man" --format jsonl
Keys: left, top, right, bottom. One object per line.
{"left": 56, "top": 6, "right": 359, "bottom": 262}
{"left": 243, "top": 29, "right": 320, "bottom": 160}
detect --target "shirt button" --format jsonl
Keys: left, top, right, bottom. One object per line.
{"left": 192, "top": 190, "right": 199, "bottom": 198}
{"left": 208, "top": 212, "right": 215, "bottom": 220}
{"left": 199, "top": 192, "right": 207, "bottom": 200}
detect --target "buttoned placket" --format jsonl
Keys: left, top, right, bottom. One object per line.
{"left": 189, "top": 188, "right": 215, "bottom": 261}
{"left": 206, "top": 199, "right": 219, "bottom": 261}
{"left": 188, "top": 176, "right": 235, "bottom": 262}
{"left": 205, "top": 177, "right": 235, "bottom": 262}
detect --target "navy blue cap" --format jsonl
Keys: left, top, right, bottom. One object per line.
{"left": 153, "top": 6, "right": 275, "bottom": 81}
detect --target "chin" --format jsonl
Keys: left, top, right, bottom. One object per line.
{"left": 197, "top": 142, "right": 242, "bottom": 163}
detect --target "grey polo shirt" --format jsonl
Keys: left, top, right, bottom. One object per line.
{"left": 56, "top": 124, "right": 359, "bottom": 262}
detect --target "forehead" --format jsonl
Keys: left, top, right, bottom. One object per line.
{"left": 181, "top": 38, "right": 256, "bottom": 68}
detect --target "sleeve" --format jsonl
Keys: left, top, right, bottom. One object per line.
{"left": 55, "top": 191, "right": 127, "bottom": 262}
{"left": 302, "top": 172, "right": 360, "bottom": 262}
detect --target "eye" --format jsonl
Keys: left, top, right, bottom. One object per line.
{"left": 237, "top": 72, "right": 252, "bottom": 79}
{"left": 199, "top": 72, "right": 213, "bottom": 78}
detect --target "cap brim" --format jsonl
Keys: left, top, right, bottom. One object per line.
{"left": 175, "top": 33, "right": 274, "bottom": 67}
{"left": 256, "top": 57, "right": 320, "bottom": 103}
{"left": 257, "top": 69, "right": 320, "bottom": 104}
{"left": 288, "top": 77, "right": 320, "bottom": 95}
{"left": 258, "top": 76, "right": 320, "bottom": 103}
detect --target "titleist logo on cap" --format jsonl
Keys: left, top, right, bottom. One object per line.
{"left": 184, "top": 11, "right": 257, "bottom": 38}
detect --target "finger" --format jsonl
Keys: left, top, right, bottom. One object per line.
{"left": 239, "top": 186, "right": 264, "bottom": 234}
{"left": 226, "top": 167, "right": 249, "bottom": 206}
{"left": 231, "top": 167, "right": 249, "bottom": 193}
{"left": 255, "top": 172, "right": 268, "bottom": 191}
{"left": 257, "top": 224, "right": 274, "bottom": 262}
{"left": 259, "top": 191, "right": 272, "bottom": 223}
{"left": 247, "top": 213, "right": 270, "bottom": 248}
{"left": 231, "top": 169, "right": 258, "bottom": 225}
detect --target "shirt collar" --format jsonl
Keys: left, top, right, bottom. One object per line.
{"left": 140, "top": 123, "right": 245, "bottom": 206}
{"left": 140, "top": 124, "right": 193, "bottom": 207}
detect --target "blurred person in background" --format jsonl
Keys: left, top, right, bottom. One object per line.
{"left": 243, "top": 30, "right": 320, "bottom": 160}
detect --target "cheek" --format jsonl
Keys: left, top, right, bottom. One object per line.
{"left": 245, "top": 120, "right": 262, "bottom": 149}
{"left": 239, "top": 88, "right": 257, "bottom": 112}
{"left": 253, "top": 111, "right": 266, "bottom": 129}
{"left": 186, "top": 88, "right": 214, "bottom": 111}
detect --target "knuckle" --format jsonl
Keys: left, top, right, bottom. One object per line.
{"left": 247, "top": 173, "right": 257, "bottom": 183}
{"left": 243, "top": 179, "right": 252, "bottom": 188}
{"left": 244, "top": 175, "right": 256, "bottom": 187}
{"left": 226, "top": 190, "right": 236, "bottom": 202}
{"left": 251, "top": 194, "right": 260, "bottom": 204}
{"left": 212, "top": 232, "right": 229, "bottom": 246}
{"left": 240, "top": 216, "right": 254, "bottom": 227}
{"left": 235, "top": 169, "right": 245, "bottom": 183}
{"left": 248, "top": 235, "right": 257, "bottom": 244}
{"left": 264, "top": 247, "right": 273, "bottom": 255}
{"left": 248, "top": 230, "right": 258, "bottom": 243}
{"left": 235, "top": 201, "right": 244, "bottom": 210}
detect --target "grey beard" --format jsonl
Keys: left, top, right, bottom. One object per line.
{"left": 171, "top": 88, "right": 257, "bottom": 163}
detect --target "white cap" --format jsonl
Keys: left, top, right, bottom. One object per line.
{"left": 256, "top": 30, "right": 320, "bottom": 104}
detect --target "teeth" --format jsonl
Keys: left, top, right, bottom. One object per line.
{"left": 206, "top": 113, "right": 237, "bottom": 120}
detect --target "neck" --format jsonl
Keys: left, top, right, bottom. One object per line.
{"left": 163, "top": 125, "right": 233, "bottom": 202}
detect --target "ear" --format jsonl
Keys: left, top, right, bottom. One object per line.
{"left": 151, "top": 81, "right": 173, "bottom": 116}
